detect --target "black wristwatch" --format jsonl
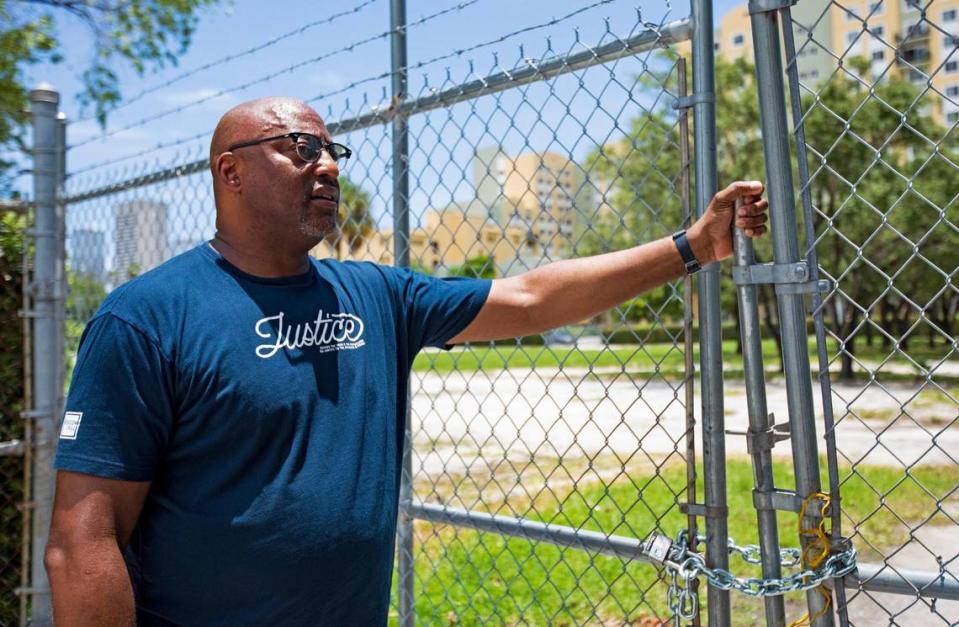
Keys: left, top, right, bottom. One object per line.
{"left": 672, "top": 230, "right": 701, "bottom": 275}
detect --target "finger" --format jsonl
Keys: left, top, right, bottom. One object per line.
{"left": 744, "top": 225, "right": 767, "bottom": 238}
{"left": 737, "top": 213, "right": 769, "bottom": 229}
{"left": 742, "top": 193, "right": 765, "bottom": 205}
{"left": 737, "top": 199, "right": 769, "bottom": 218}
{"left": 717, "top": 180, "right": 764, "bottom": 204}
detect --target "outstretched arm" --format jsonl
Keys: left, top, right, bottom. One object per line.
{"left": 447, "top": 180, "right": 768, "bottom": 344}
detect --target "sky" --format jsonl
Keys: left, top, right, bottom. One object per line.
{"left": 20, "top": 0, "right": 741, "bottom": 175}
{"left": 15, "top": 0, "right": 743, "bottom": 269}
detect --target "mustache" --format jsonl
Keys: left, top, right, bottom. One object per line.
{"left": 309, "top": 177, "right": 339, "bottom": 200}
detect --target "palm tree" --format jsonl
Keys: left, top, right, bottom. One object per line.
{"left": 328, "top": 177, "right": 374, "bottom": 260}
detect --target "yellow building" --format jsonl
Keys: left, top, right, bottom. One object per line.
{"left": 474, "top": 147, "right": 587, "bottom": 261}
{"left": 410, "top": 204, "right": 533, "bottom": 274}
{"left": 310, "top": 204, "right": 533, "bottom": 276}
{"left": 313, "top": 147, "right": 594, "bottom": 276}
{"left": 675, "top": 0, "right": 959, "bottom": 125}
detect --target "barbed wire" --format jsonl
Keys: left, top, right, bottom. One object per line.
{"left": 69, "top": 0, "right": 482, "bottom": 150}
{"left": 69, "top": 0, "right": 664, "bottom": 176}
{"left": 70, "top": 0, "right": 381, "bottom": 125}
{"left": 68, "top": 130, "right": 212, "bottom": 179}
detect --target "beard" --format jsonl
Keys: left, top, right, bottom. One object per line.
{"left": 297, "top": 203, "right": 339, "bottom": 240}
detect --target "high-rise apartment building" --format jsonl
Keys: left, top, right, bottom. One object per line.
{"left": 473, "top": 147, "right": 592, "bottom": 260}
{"left": 69, "top": 229, "right": 106, "bottom": 281}
{"left": 678, "top": 1, "right": 959, "bottom": 124}
{"left": 114, "top": 200, "right": 168, "bottom": 279}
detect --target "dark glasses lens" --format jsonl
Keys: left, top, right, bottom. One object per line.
{"left": 293, "top": 135, "right": 351, "bottom": 163}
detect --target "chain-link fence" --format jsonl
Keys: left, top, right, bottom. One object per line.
{"left": 55, "top": 3, "right": 705, "bottom": 624}
{"left": 14, "top": 0, "right": 959, "bottom": 624}
{"left": 785, "top": 1, "right": 959, "bottom": 623}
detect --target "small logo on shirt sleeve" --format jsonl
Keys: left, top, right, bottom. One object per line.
{"left": 59, "top": 412, "right": 83, "bottom": 440}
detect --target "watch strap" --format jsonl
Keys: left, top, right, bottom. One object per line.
{"left": 672, "top": 230, "right": 701, "bottom": 275}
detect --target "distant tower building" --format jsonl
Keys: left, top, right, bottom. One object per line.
{"left": 114, "top": 200, "right": 167, "bottom": 279}
{"left": 69, "top": 229, "right": 106, "bottom": 281}
{"left": 473, "top": 146, "right": 592, "bottom": 263}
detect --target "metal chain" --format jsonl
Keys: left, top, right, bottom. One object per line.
{"left": 659, "top": 530, "right": 857, "bottom": 626}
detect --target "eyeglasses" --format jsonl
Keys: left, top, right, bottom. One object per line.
{"left": 227, "top": 132, "right": 352, "bottom": 164}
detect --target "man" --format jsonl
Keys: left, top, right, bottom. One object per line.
{"left": 46, "top": 97, "right": 768, "bottom": 626}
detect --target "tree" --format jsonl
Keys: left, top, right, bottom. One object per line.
{"left": 447, "top": 255, "right": 496, "bottom": 279}
{"left": 801, "top": 57, "right": 959, "bottom": 377}
{"left": 583, "top": 56, "right": 763, "bottom": 337}
{"left": 1, "top": 0, "right": 218, "bottom": 192}
{"left": 584, "top": 53, "right": 958, "bottom": 380}
{"left": 327, "top": 177, "right": 374, "bottom": 260}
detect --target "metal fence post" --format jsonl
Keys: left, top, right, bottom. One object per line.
{"left": 689, "top": 0, "right": 731, "bottom": 624}
{"left": 390, "top": 0, "right": 415, "bottom": 625}
{"left": 27, "top": 83, "right": 60, "bottom": 626}
{"left": 747, "top": 6, "right": 833, "bottom": 625}
{"left": 732, "top": 214, "right": 786, "bottom": 626}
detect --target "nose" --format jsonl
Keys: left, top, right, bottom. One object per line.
{"left": 313, "top": 149, "right": 340, "bottom": 178}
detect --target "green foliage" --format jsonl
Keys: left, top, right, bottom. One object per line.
{"left": 447, "top": 254, "right": 496, "bottom": 279}
{"left": 0, "top": 0, "right": 218, "bottom": 191}
{"left": 328, "top": 177, "right": 374, "bottom": 258}
{"left": 583, "top": 53, "right": 958, "bottom": 377}
{"left": 0, "top": 210, "right": 24, "bottom": 626}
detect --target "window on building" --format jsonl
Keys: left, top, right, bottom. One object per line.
{"left": 872, "top": 26, "right": 884, "bottom": 36}
{"left": 733, "top": 34, "right": 744, "bottom": 46}
{"left": 902, "top": 47, "right": 930, "bottom": 63}
{"left": 847, "top": 31, "right": 859, "bottom": 44}
{"left": 948, "top": 111, "right": 959, "bottom": 123}
{"left": 810, "top": 69, "right": 819, "bottom": 78}
{"left": 946, "top": 85, "right": 959, "bottom": 97}
{"left": 809, "top": 46, "right": 818, "bottom": 55}
{"left": 944, "top": 9, "right": 957, "bottom": 22}
{"left": 713, "top": 42, "right": 720, "bottom": 52}
{"left": 872, "top": 50, "right": 885, "bottom": 60}
{"left": 869, "top": 2, "right": 883, "bottom": 15}
{"left": 948, "top": 60, "right": 959, "bottom": 73}
{"left": 846, "top": 8, "right": 860, "bottom": 20}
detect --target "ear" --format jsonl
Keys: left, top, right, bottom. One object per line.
{"left": 215, "top": 152, "right": 242, "bottom": 192}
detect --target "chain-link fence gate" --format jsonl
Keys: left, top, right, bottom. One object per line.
{"left": 13, "top": 0, "right": 959, "bottom": 625}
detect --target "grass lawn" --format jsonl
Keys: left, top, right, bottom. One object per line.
{"left": 412, "top": 335, "right": 958, "bottom": 385}
{"left": 391, "top": 457, "right": 959, "bottom": 626}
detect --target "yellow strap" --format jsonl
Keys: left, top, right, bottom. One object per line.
{"left": 787, "top": 492, "right": 832, "bottom": 627}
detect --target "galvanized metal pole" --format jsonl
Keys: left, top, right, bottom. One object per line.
{"left": 779, "top": 10, "right": 849, "bottom": 623}
{"left": 689, "top": 0, "right": 731, "bottom": 624}
{"left": 747, "top": 7, "right": 834, "bottom": 626}
{"left": 732, "top": 218, "right": 786, "bottom": 626}
{"left": 55, "top": 113, "right": 67, "bottom": 466}
{"left": 28, "top": 83, "right": 59, "bottom": 626}
{"left": 678, "top": 58, "right": 702, "bottom": 627}
{"left": 390, "top": 0, "right": 415, "bottom": 625}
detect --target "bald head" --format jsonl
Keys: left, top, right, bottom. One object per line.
{"left": 209, "top": 97, "right": 319, "bottom": 172}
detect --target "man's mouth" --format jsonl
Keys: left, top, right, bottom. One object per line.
{"left": 310, "top": 187, "right": 339, "bottom": 207}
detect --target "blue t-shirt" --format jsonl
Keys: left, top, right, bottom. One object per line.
{"left": 54, "top": 244, "right": 491, "bottom": 626}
